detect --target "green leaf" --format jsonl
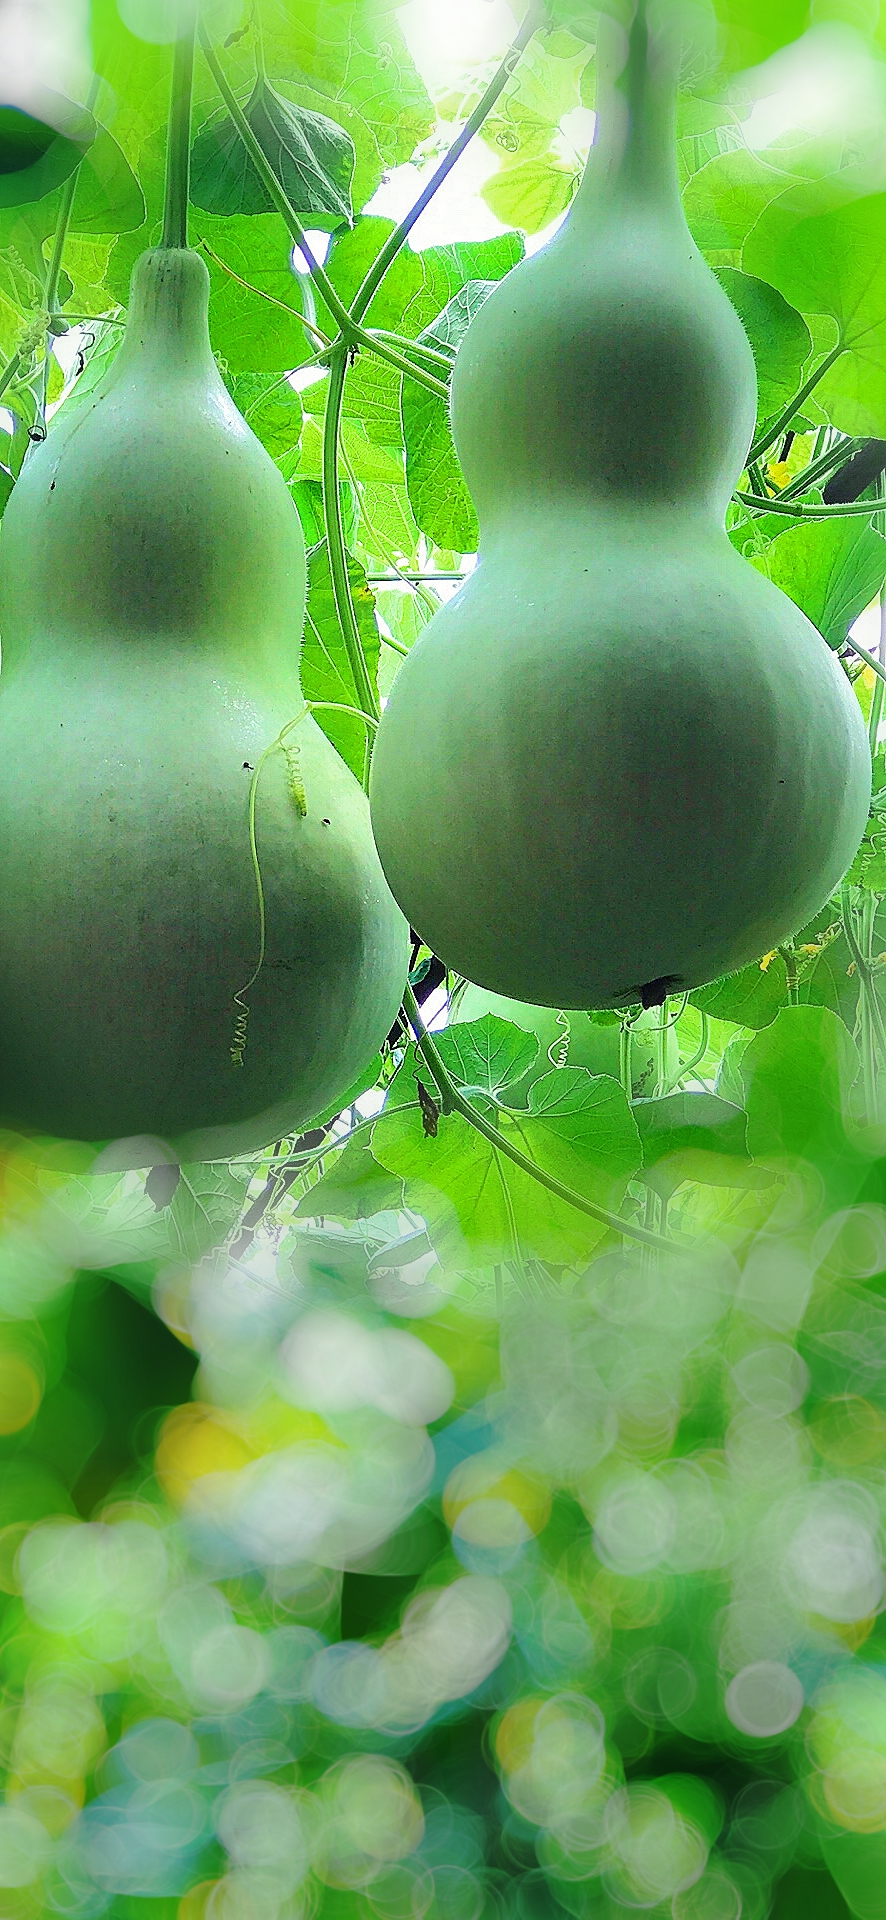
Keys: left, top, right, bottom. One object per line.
{"left": 751, "top": 519, "right": 886, "bottom": 649}
{"left": 401, "top": 280, "right": 498, "bottom": 554}
{"left": 38, "top": 1160, "right": 250, "bottom": 1270}
{"left": 259, "top": 0, "right": 434, "bottom": 172}
{"left": 690, "top": 955, "right": 790, "bottom": 1030}
{"left": 709, "top": 0, "right": 814, "bottom": 77}
{"left": 683, "top": 149, "right": 799, "bottom": 264}
{"left": 738, "top": 1005, "right": 860, "bottom": 1180}
{"left": 301, "top": 541, "right": 380, "bottom": 779}
{"left": 0, "top": 101, "right": 96, "bottom": 211}
{"left": 294, "top": 1138, "right": 403, "bottom": 1224}
{"left": 745, "top": 193, "right": 886, "bottom": 438}
{"left": 371, "top": 1063, "right": 641, "bottom": 1266}
{"left": 433, "top": 1015, "right": 540, "bottom": 1100}
{"left": 422, "top": 235, "right": 525, "bottom": 298}
{"left": 294, "top": 415, "right": 403, "bottom": 485}
{"left": 168, "top": 1162, "right": 253, "bottom": 1266}
{"left": 190, "top": 77, "right": 356, "bottom": 227}
{"left": 481, "top": 157, "right": 577, "bottom": 236}
{"left": 633, "top": 1092, "right": 751, "bottom": 1168}
{"left": 320, "top": 216, "right": 450, "bottom": 338}
{"left": 715, "top": 269, "right": 811, "bottom": 429}
{"left": 0, "top": 464, "right": 14, "bottom": 518}
{"left": 192, "top": 213, "right": 316, "bottom": 373}
{"left": 226, "top": 371, "right": 303, "bottom": 461}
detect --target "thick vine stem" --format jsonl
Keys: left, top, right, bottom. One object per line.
{"left": 321, "top": 344, "right": 380, "bottom": 774}
{"left": 162, "top": 13, "right": 198, "bottom": 249}
{"left": 316, "top": 4, "right": 548, "bottom": 779}
{"left": 778, "top": 437, "right": 863, "bottom": 502}
{"left": 735, "top": 491, "right": 883, "bottom": 521}
{"left": 349, "top": 0, "right": 549, "bottom": 330}
{"left": 402, "top": 987, "right": 676, "bottom": 1253}
{"left": 747, "top": 344, "right": 845, "bottom": 465}
{"left": 198, "top": 25, "right": 356, "bottom": 337}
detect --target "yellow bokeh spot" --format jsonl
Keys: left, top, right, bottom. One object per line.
{"left": 178, "top": 1881, "right": 218, "bottom": 1920}
{"left": 807, "top": 1611, "right": 877, "bottom": 1653}
{"left": 589, "top": 1567, "right": 672, "bottom": 1630}
{"left": 808, "top": 1396, "right": 886, "bottom": 1467}
{"left": 495, "top": 1696, "right": 545, "bottom": 1774}
{"left": 443, "top": 1457, "right": 551, "bottom": 1536}
{"left": 0, "top": 1353, "right": 42, "bottom": 1434}
{"left": 823, "top": 1751, "right": 886, "bottom": 1833}
{"left": 156, "top": 1404, "right": 256, "bottom": 1504}
{"left": 239, "top": 1394, "right": 339, "bottom": 1455}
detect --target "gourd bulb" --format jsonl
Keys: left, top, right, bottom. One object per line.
{"left": 0, "top": 246, "right": 409, "bottom": 1163}
{"left": 368, "top": 0, "right": 871, "bottom": 1010}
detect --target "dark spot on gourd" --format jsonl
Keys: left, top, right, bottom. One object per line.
{"left": 322, "top": 818, "right": 330, "bottom": 826}
{"left": 243, "top": 761, "right": 253, "bottom": 770}
{"left": 640, "top": 975, "right": 683, "bottom": 1009}
{"left": 49, "top": 480, "right": 55, "bottom": 492}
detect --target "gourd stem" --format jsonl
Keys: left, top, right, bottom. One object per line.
{"left": 402, "top": 986, "right": 676, "bottom": 1252}
{"left": 348, "top": 0, "right": 547, "bottom": 329}
{"left": 321, "top": 344, "right": 380, "bottom": 760}
{"left": 748, "top": 344, "right": 845, "bottom": 464}
{"left": 162, "top": 13, "right": 197, "bottom": 249}
{"left": 197, "top": 26, "right": 356, "bottom": 338}
{"left": 585, "top": 0, "right": 681, "bottom": 215}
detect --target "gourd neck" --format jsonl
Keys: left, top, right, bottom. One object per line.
{"left": 111, "top": 247, "right": 219, "bottom": 384}
{"left": 576, "top": 0, "right": 682, "bottom": 221}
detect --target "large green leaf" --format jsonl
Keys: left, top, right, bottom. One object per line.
{"left": 751, "top": 519, "right": 886, "bottom": 648}
{"left": 293, "top": 1138, "right": 404, "bottom": 1223}
{"left": 370, "top": 1062, "right": 641, "bottom": 1266}
{"left": 226, "top": 371, "right": 303, "bottom": 462}
{"left": 319, "top": 215, "right": 450, "bottom": 337}
{"left": 401, "top": 281, "right": 498, "bottom": 554}
{"left": 708, "top": 0, "right": 813, "bottom": 76}
{"left": 481, "top": 157, "right": 577, "bottom": 236}
{"left": 258, "top": 0, "right": 434, "bottom": 170}
{"left": 738, "top": 1005, "right": 861, "bottom": 1195}
{"left": 301, "top": 541, "right": 381, "bottom": 780}
{"left": 715, "top": 269, "right": 811, "bottom": 429}
{"left": 190, "top": 78, "right": 356, "bottom": 227}
{"left": 632, "top": 1092, "right": 769, "bottom": 1192}
{"left": 744, "top": 194, "right": 886, "bottom": 437}
{"left": 690, "top": 955, "right": 790, "bottom": 1029}
{"left": 433, "top": 1015, "right": 540, "bottom": 1101}
{"left": 683, "top": 149, "right": 800, "bottom": 263}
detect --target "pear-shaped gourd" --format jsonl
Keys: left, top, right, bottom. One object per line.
{"left": 368, "top": 1, "right": 871, "bottom": 1010}
{"left": 452, "top": 983, "right": 658, "bottom": 1103}
{"left": 0, "top": 247, "right": 409, "bottom": 1162}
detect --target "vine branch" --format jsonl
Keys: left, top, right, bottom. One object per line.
{"left": 402, "top": 987, "right": 675, "bottom": 1252}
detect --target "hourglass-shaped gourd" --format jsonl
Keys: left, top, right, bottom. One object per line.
{"left": 0, "top": 248, "right": 409, "bottom": 1161}
{"left": 368, "top": 1, "right": 871, "bottom": 1010}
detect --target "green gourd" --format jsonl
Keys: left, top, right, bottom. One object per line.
{"left": 369, "top": 1, "right": 871, "bottom": 1012}
{"left": 451, "top": 982, "right": 659, "bottom": 1103}
{"left": 0, "top": 247, "right": 409, "bottom": 1163}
